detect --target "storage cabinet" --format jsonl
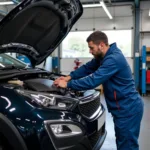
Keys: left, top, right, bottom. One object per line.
{"left": 146, "top": 70, "right": 150, "bottom": 83}
{"left": 141, "top": 46, "right": 150, "bottom": 95}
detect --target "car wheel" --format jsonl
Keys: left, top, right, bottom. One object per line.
{"left": 0, "top": 133, "right": 14, "bottom": 150}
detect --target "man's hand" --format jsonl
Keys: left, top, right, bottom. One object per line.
{"left": 55, "top": 76, "right": 71, "bottom": 82}
{"left": 54, "top": 80, "right": 67, "bottom": 88}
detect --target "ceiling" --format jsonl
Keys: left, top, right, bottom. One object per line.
{"left": 0, "top": 0, "right": 149, "bottom": 17}
{"left": 81, "top": 0, "right": 149, "bottom": 4}
{"left": 1, "top": 0, "right": 150, "bottom": 6}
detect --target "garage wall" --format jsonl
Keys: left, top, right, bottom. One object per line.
{"left": 60, "top": 4, "right": 134, "bottom": 75}
{"left": 72, "top": 4, "right": 134, "bottom": 31}
{"left": 140, "top": 1, "right": 150, "bottom": 49}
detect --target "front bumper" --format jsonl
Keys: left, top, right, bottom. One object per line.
{"left": 93, "top": 129, "right": 107, "bottom": 150}
{"left": 44, "top": 108, "right": 106, "bottom": 150}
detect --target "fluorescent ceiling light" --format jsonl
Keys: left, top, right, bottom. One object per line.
{"left": 83, "top": 4, "right": 102, "bottom": 8}
{"left": 100, "top": 1, "right": 113, "bottom": 19}
{"left": 0, "top": 1, "right": 14, "bottom": 5}
{"left": 149, "top": 9, "right": 150, "bottom": 16}
{"left": 82, "top": 1, "right": 113, "bottom": 20}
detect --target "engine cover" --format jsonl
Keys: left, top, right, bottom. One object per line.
{"left": 24, "top": 78, "right": 58, "bottom": 92}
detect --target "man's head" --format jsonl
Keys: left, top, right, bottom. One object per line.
{"left": 86, "top": 31, "right": 109, "bottom": 59}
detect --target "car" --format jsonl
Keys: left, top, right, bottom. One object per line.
{"left": 0, "top": 53, "right": 27, "bottom": 68}
{"left": 0, "top": 0, "right": 106, "bottom": 150}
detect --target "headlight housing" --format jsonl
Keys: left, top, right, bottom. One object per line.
{"left": 44, "top": 120, "right": 85, "bottom": 150}
{"left": 16, "top": 89, "right": 78, "bottom": 110}
{"left": 50, "top": 124, "right": 82, "bottom": 137}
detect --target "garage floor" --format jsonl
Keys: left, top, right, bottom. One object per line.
{"left": 100, "top": 95, "right": 150, "bottom": 150}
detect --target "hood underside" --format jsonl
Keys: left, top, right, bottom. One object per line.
{"left": 0, "top": 0, "right": 83, "bottom": 66}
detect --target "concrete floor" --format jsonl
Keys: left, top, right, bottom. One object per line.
{"left": 100, "top": 95, "right": 150, "bottom": 150}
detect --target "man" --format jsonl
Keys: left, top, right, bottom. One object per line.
{"left": 54, "top": 31, "right": 144, "bottom": 150}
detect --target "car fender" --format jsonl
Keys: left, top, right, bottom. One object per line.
{"left": 0, "top": 113, "right": 28, "bottom": 150}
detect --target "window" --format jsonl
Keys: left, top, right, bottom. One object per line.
{"left": 62, "top": 30, "right": 132, "bottom": 58}
{"left": 104, "top": 30, "right": 132, "bottom": 57}
{"left": 0, "top": 53, "right": 27, "bottom": 68}
{"left": 62, "top": 31, "right": 92, "bottom": 58}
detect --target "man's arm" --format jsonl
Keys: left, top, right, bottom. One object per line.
{"left": 69, "top": 58, "right": 100, "bottom": 80}
{"left": 67, "top": 57, "right": 118, "bottom": 91}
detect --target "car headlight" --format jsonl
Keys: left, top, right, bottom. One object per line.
{"left": 44, "top": 120, "right": 84, "bottom": 150}
{"left": 44, "top": 120, "right": 83, "bottom": 138}
{"left": 16, "top": 90, "right": 78, "bottom": 110}
{"left": 50, "top": 124, "right": 82, "bottom": 137}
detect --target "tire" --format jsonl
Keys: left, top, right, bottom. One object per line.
{"left": 0, "top": 133, "right": 14, "bottom": 150}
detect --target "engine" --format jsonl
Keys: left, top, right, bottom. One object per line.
{"left": 24, "top": 78, "right": 66, "bottom": 94}
{"left": 6, "top": 77, "right": 84, "bottom": 98}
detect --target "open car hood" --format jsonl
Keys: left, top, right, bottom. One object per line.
{"left": 0, "top": 0, "right": 83, "bottom": 66}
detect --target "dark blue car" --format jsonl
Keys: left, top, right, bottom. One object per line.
{"left": 0, "top": 0, "right": 106, "bottom": 150}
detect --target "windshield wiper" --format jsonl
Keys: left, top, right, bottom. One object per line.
{"left": 0, "top": 65, "right": 25, "bottom": 70}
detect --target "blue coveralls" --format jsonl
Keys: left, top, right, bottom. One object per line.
{"left": 67, "top": 43, "right": 144, "bottom": 150}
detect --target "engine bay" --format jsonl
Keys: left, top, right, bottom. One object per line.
{"left": 2, "top": 72, "right": 85, "bottom": 98}
{"left": 0, "top": 70, "right": 97, "bottom": 110}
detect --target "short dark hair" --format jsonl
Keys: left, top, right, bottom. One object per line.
{"left": 86, "top": 31, "right": 108, "bottom": 46}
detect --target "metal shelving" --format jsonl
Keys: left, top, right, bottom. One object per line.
{"left": 141, "top": 46, "right": 150, "bottom": 95}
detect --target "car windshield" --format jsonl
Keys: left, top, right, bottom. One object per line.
{"left": 0, "top": 54, "right": 27, "bottom": 69}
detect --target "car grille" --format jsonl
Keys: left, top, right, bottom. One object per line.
{"left": 88, "top": 124, "right": 105, "bottom": 148}
{"left": 79, "top": 96, "right": 100, "bottom": 119}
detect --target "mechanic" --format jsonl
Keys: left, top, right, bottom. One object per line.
{"left": 54, "top": 31, "right": 144, "bottom": 150}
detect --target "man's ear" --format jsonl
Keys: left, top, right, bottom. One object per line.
{"left": 98, "top": 43, "right": 102, "bottom": 49}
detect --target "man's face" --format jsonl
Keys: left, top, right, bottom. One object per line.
{"left": 88, "top": 41, "right": 104, "bottom": 59}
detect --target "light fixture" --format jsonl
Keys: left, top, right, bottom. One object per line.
{"left": 82, "top": 0, "right": 113, "bottom": 20}
{"left": 82, "top": 4, "right": 102, "bottom": 8}
{"left": 0, "top": 1, "right": 14, "bottom": 5}
{"left": 100, "top": 0, "right": 113, "bottom": 19}
{"left": 149, "top": 9, "right": 150, "bottom": 16}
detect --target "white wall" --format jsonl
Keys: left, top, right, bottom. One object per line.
{"left": 60, "top": 4, "right": 134, "bottom": 74}
{"left": 72, "top": 5, "right": 134, "bottom": 31}
{"left": 140, "top": 1, "right": 150, "bottom": 48}
{"left": 60, "top": 57, "right": 133, "bottom": 75}
{"left": 61, "top": 58, "right": 91, "bottom": 75}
